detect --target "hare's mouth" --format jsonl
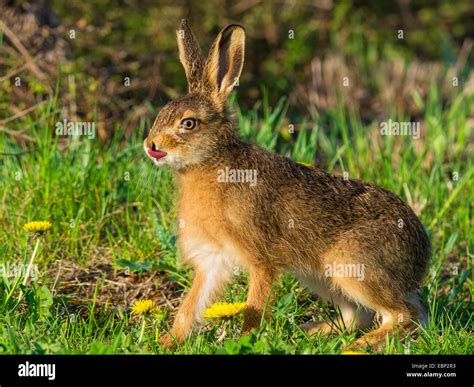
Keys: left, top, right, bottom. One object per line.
{"left": 147, "top": 143, "right": 167, "bottom": 160}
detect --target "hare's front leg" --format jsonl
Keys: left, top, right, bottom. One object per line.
{"left": 242, "top": 266, "right": 277, "bottom": 333}
{"left": 159, "top": 263, "right": 230, "bottom": 349}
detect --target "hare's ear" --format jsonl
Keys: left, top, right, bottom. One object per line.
{"left": 176, "top": 19, "right": 205, "bottom": 92}
{"left": 203, "top": 25, "right": 245, "bottom": 111}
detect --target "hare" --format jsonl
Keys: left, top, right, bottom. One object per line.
{"left": 144, "top": 20, "right": 431, "bottom": 351}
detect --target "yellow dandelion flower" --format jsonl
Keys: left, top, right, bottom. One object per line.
{"left": 130, "top": 299, "right": 157, "bottom": 316}
{"left": 203, "top": 302, "right": 246, "bottom": 319}
{"left": 297, "top": 161, "right": 313, "bottom": 167}
{"left": 23, "top": 221, "right": 52, "bottom": 234}
{"left": 341, "top": 350, "right": 366, "bottom": 355}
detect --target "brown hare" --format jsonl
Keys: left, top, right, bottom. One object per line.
{"left": 144, "top": 20, "right": 431, "bottom": 351}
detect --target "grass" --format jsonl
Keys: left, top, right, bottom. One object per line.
{"left": 0, "top": 86, "right": 472, "bottom": 355}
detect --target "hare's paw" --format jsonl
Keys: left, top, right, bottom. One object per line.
{"left": 344, "top": 332, "right": 386, "bottom": 352}
{"left": 242, "top": 306, "right": 264, "bottom": 333}
{"left": 159, "top": 333, "right": 179, "bottom": 350}
{"left": 300, "top": 321, "right": 337, "bottom": 336}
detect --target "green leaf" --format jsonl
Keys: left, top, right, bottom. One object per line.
{"left": 37, "top": 285, "right": 53, "bottom": 319}
{"left": 443, "top": 233, "right": 458, "bottom": 255}
{"left": 114, "top": 258, "right": 153, "bottom": 272}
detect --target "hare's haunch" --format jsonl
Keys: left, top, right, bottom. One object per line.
{"left": 144, "top": 20, "right": 431, "bottom": 351}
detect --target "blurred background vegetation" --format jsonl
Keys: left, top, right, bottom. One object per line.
{"left": 1, "top": 0, "right": 473, "bottom": 139}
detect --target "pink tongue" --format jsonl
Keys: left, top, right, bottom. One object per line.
{"left": 148, "top": 149, "right": 167, "bottom": 159}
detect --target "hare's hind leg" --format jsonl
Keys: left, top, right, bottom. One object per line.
{"left": 344, "top": 293, "right": 427, "bottom": 352}
{"left": 300, "top": 294, "right": 374, "bottom": 336}
{"left": 295, "top": 272, "right": 374, "bottom": 335}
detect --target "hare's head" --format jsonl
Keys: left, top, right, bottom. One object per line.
{"left": 144, "top": 20, "right": 245, "bottom": 170}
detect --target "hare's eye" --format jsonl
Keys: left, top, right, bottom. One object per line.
{"left": 180, "top": 118, "right": 198, "bottom": 130}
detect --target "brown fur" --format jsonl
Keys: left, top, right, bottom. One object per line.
{"left": 146, "top": 20, "right": 431, "bottom": 351}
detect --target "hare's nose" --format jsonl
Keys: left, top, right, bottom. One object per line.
{"left": 144, "top": 136, "right": 157, "bottom": 150}
{"left": 145, "top": 138, "right": 167, "bottom": 160}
